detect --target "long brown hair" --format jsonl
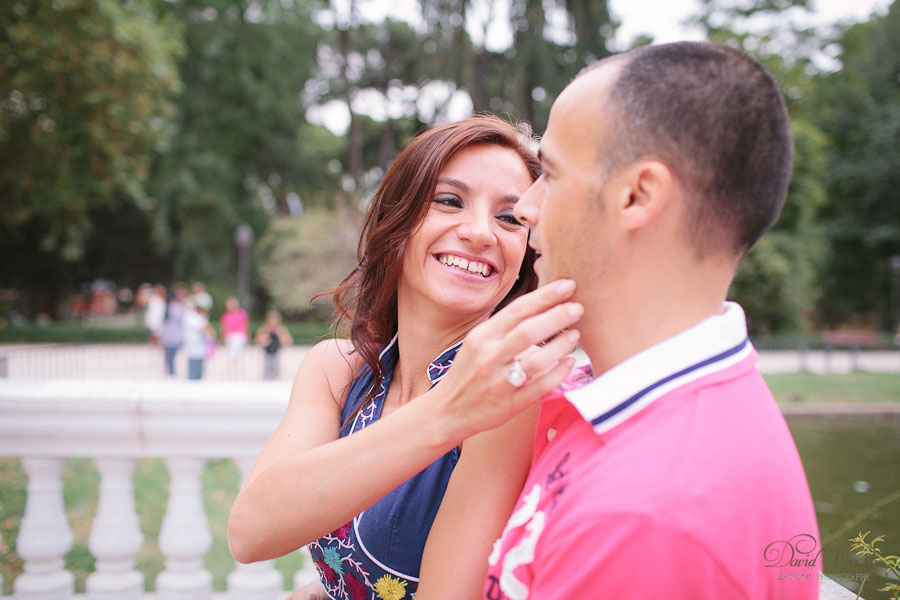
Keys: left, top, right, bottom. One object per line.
{"left": 319, "top": 115, "right": 541, "bottom": 409}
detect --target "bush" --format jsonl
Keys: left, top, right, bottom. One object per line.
{"left": 255, "top": 209, "right": 363, "bottom": 319}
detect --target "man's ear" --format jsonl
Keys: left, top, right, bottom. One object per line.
{"left": 615, "top": 159, "right": 675, "bottom": 231}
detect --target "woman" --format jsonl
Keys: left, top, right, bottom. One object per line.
{"left": 159, "top": 285, "right": 187, "bottom": 376}
{"left": 228, "top": 116, "right": 582, "bottom": 599}
{"left": 221, "top": 296, "right": 250, "bottom": 359}
{"left": 254, "top": 309, "right": 293, "bottom": 379}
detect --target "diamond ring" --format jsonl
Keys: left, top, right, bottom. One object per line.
{"left": 506, "top": 359, "right": 527, "bottom": 387}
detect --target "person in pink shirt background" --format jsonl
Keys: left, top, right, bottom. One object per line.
{"left": 483, "top": 41, "right": 820, "bottom": 599}
{"left": 220, "top": 296, "right": 250, "bottom": 359}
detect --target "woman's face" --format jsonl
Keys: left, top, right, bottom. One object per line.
{"left": 398, "top": 143, "right": 533, "bottom": 321}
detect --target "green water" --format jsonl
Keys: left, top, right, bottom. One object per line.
{"left": 787, "top": 417, "right": 900, "bottom": 598}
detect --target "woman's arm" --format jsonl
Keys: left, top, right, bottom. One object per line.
{"left": 229, "top": 280, "right": 582, "bottom": 564}
{"left": 416, "top": 401, "right": 539, "bottom": 600}
{"left": 228, "top": 337, "right": 359, "bottom": 561}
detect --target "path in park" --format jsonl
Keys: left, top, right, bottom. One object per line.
{"left": 1, "top": 343, "right": 899, "bottom": 381}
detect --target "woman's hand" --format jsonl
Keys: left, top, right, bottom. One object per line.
{"left": 429, "top": 278, "right": 583, "bottom": 442}
{"left": 284, "top": 581, "right": 328, "bottom": 600}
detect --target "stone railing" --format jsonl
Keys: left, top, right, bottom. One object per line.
{"left": 0, "top": 380, "right": 862, "bottom": 600}
{"left": 0, "top": 379, "right": 318, "bottom": 599}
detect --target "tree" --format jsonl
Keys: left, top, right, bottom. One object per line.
{"left": 0, "top": 0, "right": 183, "bottom": 312}
{"left": 815, "top": 2, "right": 900, "bottom": 328}
{"left": 148, "top": 0, "right": 325, "bottom": 290}
{"left": 255, "top": 208, "right": 362, "bottom": 317}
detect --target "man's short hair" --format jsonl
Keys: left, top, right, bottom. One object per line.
{"left": 586, "top": 42, "right": 794, "bottom": 257}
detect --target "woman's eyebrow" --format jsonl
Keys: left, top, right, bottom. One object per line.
{"left": 437, "top": 177, "right": 471, "bottom": 193}
{"left": 438, "top": 176, "right": 520, "bottom": 204}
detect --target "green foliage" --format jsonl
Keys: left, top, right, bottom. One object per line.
{"left": 149, "top": 0, "right": 326, "bottom": 285}
{"left": 850, "top": 531, "right": 900, "bottom": 598}
{"left": 729, "top": 119, "right": 828, "bottom": 333}
{"left": 816, "top": 3, "right": 900, "bottom": 327}
{"left": 0, "top": 322, "right": 148, "bottom": 343}
{"left": 4, "top": 0, "right": 898, "bottom": 335}
{"left": 0, "top": 0, "right": 183, "bottom": 304}
{"left": 730, "top": 231, "right": 822, "bottom": 333}
{"left": 0, "top": 0, "right": 183, "bottom": 256}
{"left": 255, "top": 209, "right": 363, "bottom": 318}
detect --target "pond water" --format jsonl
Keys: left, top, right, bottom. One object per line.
{"left": 787, "top": 416, "right": 900, "bottom": 599}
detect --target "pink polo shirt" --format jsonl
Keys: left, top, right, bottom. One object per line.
{"left": 484, "top": 303, "right": 820, "bottom": 600}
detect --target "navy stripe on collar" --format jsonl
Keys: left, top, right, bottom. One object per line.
{"left": 591, "top": 337, "right": 749, "bottom": 427}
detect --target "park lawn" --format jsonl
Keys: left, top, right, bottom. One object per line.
{"left": 765, "top": 372, "right": 900, "bottom": 404}
{"left": 0, "top": 457, "right": 306, "bottom": 596}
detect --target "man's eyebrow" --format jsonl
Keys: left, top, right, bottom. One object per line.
{"left": 437, "top": 177, "right": 471, "bottom": 193}
{"left": 537, "top": 148, "right": 555, "bottom": 170}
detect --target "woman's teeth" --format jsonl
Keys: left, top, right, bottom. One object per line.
{"left": 437, "top": 254, "right": 493, "bottom": 277}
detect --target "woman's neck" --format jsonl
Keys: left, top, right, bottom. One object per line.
{"left": 391, "top": 298, "right": 487, "bottom": 406}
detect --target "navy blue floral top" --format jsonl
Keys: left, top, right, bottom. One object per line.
{"left": 308, "top": 334, "right": 463, "bottom": 600}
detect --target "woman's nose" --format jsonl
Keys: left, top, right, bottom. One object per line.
{"left": 457, "top": 210, "right": 495, "bottom": 246}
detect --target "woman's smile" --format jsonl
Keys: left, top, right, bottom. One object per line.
{"left": 434, "top": 252, "right": 496, "bottom": 278}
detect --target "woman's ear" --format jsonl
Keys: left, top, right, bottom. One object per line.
{"left": 617, "top": 159, "right": 675, "bottom": 231}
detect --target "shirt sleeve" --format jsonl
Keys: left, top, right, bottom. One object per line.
{"left": 528, "top": 511, "right": 748, "bottom": 600}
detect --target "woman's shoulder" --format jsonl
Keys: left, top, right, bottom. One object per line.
{"left": 301, "top": 338, "right": 366, "bottom": 405}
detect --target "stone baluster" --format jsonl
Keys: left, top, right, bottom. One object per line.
{"left": 226, "top": 457, "right": 284, "bottom": 600}
{"left": 14, "top": 457, "right": 74, "bottom": 600}
{"left": 156, "top": 457, "right": 213, "bottom": 600}
{"left": 86, "top": 457, "right": 144, "bottom": 599}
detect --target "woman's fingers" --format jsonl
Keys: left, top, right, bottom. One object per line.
{"left": 515, "top": 329, "right": 580, "bottom": 383}
{"left": 496, "top": 302, "right": 583, "bottom": 363}
{"left": 513, "top": 355, "right": 577, "bottom": 405}
{"left": 466, "top": 281, "right": 582, "bottom": 364}
{"left": 483, "top": 279, "right": 577, "bottom": 333}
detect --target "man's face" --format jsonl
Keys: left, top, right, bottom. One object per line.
{"left": 514, "top": 65, "right": 621, "bottom": 289}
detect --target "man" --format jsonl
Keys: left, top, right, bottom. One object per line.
{"left": 484, "top": 42, "right": 820, "bottom": 599}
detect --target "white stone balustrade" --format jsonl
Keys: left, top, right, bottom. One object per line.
{"left": 0, "top": 379, "right": 863, "bottom": 600}
{"left": 0, "top": 379, "right": 316, "bottom": 599}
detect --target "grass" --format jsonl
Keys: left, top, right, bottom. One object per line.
{"left": 0, "top": 458, "right": 306, "bottom": 596}
{"left": 765, "top": 372, "right": 900, "bottom": 404}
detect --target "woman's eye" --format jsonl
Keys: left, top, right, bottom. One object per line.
{"left": 433, "top": 194, "right": 462, "bottom": 208}
{"left": 498, "top": 213, "right": 523, "bottom": 226}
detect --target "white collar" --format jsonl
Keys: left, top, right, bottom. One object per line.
{"left": 378, "top": 332, "right": 464, "bottom": 385}
{"left": 565, "top": 302, "right": 754, "bottom": 435}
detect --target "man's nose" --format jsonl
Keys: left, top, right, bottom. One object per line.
{"left": 514, "top": 180, "right": 541, "bottom": 227}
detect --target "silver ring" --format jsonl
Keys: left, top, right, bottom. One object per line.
{"left": 506, "top": 359, "right": 527, "bottom": 387}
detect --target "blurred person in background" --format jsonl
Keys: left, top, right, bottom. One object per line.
{"left": 191, "top": 281, "right": 213, "bottom": 312}
{"left": 221, "top": 296, "right": 250, "bottom": 359}
{"left": 184, "top": 301, "right": 215, "bottom": 380}
{"left": 229, "top": 116, "right": 582, "bottom": 600}
{"left": 160, "top": 285, "right": 188, "bottom": 376}
{"left": 143, "top": 284, "right": 166, "bottom": 344}
{"left": 254, "top": 310, "right": 293, "bottom": 380}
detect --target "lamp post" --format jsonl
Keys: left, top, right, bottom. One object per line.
{"left": 235, "top": 224, "right": 254, "bottom": 311}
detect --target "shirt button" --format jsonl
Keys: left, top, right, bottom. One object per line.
{"left": 547, "top": 428, "right": 557, "bottom": 441}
